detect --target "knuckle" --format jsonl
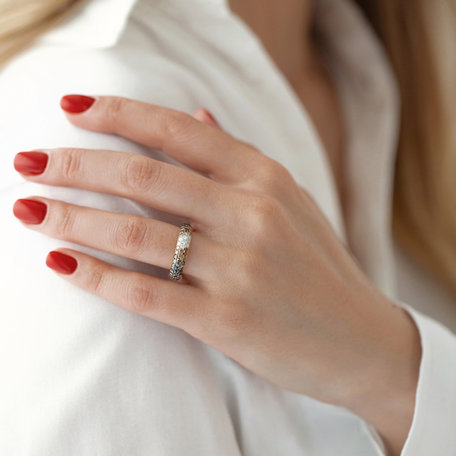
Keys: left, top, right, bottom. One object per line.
{"left": 263, "top": 157, "right": 290, "bottom": 177}
{"left": 245, "top": 194, "right": 283, "bottom": 232}
{"left": 106, "top": 96, "right": 127, "bottom": 126}
{"left": 86, "top": 263, "right": 106, "bottom": 295}
{"left": 123, "top": 155, "right": 160, "bottom": 193}
{"left": 236, "top": 140, "right": 261, "bottom": 155}
{"left": 59, "top": 148, "right": 83, "bottom": 181}
{"left": 163, "top": 110, "right": 195, "bottom": 139}
{"left": 111, "top": 217, "right": 150, "bottom": 254}
{"left": 252, "top": 157, "right": 293, "bottom": 191}
{"left": 126, "top": 279, "right": 155, "bottom": 313}
{"left": 55, "top": 204, "right": 77, "bottom": 239}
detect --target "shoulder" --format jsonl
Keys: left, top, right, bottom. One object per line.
{"left": 0, "top": 0, "right": 166, "bottom": 92}
{"left": 0, "top": 0, "right": 199, "bottom": 139}
{"left": 0, "top": 0, "right": 194, "bottom": 106}
{"left": 0, "top": 0, "right": 199, "bottom": 189}
{"left": 33, "top": 0, "right": 138, "bottom": 50}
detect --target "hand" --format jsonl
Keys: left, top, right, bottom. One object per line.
{"left": 12, "top": 95, "right": 421, "bottom": 452}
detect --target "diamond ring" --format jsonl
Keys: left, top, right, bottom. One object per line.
{"left": 168, "top": 223, "right": 193, "bottom": 280}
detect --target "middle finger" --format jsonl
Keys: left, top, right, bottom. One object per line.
{"left": 14, "top": 148, "right": 227, "bottom": 228}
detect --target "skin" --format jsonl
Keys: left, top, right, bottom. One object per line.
{"left": 12, "top": 1, "right": 422, "bottom": 454}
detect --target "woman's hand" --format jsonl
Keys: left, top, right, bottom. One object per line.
{"left": 12, "top": 95, "right": 421, "bottom": 452}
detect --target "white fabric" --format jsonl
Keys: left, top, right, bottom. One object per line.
{"left": 0, "top": 0, "right": 455, "bottom": 454}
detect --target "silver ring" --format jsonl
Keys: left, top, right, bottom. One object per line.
{"left": 168, "top": 223, "right": 192, "bottom": 280}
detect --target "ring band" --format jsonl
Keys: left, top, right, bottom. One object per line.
{"left": 169, "top": 223, "right": 193, "bottom": 280}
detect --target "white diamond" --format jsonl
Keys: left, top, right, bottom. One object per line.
{"left": 177, "top": 233, "right": 191, "bottom": 248}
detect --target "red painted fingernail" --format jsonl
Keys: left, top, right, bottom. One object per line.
{"left": 14, "top": 151, "right": 49, "bottom": 175}
{"left": 60, "top": 94, "right": 95, "bottom": 113}
{"left": 201, "top": 108, "right": 220, "bottom": 127}
{"left": 13, "top": 198, "right": 47, "bottom": 224}
{"left": 46, "top": 251, "right": 78, "bottom": 274}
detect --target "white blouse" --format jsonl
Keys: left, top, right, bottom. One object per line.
{"left": 0, "top": 0, "right": 455, "bottom": 454}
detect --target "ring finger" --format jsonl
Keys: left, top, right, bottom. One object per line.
{"left": 12, "top": 196, "right": 222, "bottom": 281}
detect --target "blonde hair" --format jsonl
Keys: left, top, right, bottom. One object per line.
{"left": 355, "top": 0, "right": 456, "bottom": 296}
{"left": 2, "top": 0, "right": 456, "bottom": 296}
{"left": 0, "top": 0, "right": 83, "bottom": 65}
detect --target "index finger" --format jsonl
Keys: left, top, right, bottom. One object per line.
{"left": 60, "top": 94, "right": 260, "bottom": 183}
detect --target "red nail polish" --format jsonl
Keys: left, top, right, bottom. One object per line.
{"left": 14, "top": 151, "right": 49, "bottom": 175}
{"left": 13, "top": 198, "right": 47, "bottom": 224}
{"left": 201, "top": 108, "right": 220, "bottom": 127}
{"left": 60, "top": 94, "right": 95, "bottom": 113}
{"left": 46, "top": 251, "right": 78, "bottom": 274}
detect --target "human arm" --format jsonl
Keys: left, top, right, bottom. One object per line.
{"left": 363, "top": 300, "right": 456, "bottom": 456}
{"left": 13, "top": 94, "right": 447, "bottom": 456}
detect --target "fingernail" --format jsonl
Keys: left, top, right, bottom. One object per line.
{"left": 201, "top": 108, "right": 220, "bottom": 128}
{"left": 14, "top": 151, "right": 49, "bottom": 175}
{"left": 46, "top": 251, "right": 78, "bottom": 274}
{"left": 60, "top": 94, "right": 95, "bottom": 113}
{"left": 13, "top": 198, "right": 47, "bottom": 224}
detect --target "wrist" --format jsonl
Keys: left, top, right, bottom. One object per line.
{"left": 343, "top": 298, "right": 422, "bottom": 455}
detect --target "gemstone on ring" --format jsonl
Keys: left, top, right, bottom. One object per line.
{"left": 168, "top": 223, "right": 192, "bottom": 280}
